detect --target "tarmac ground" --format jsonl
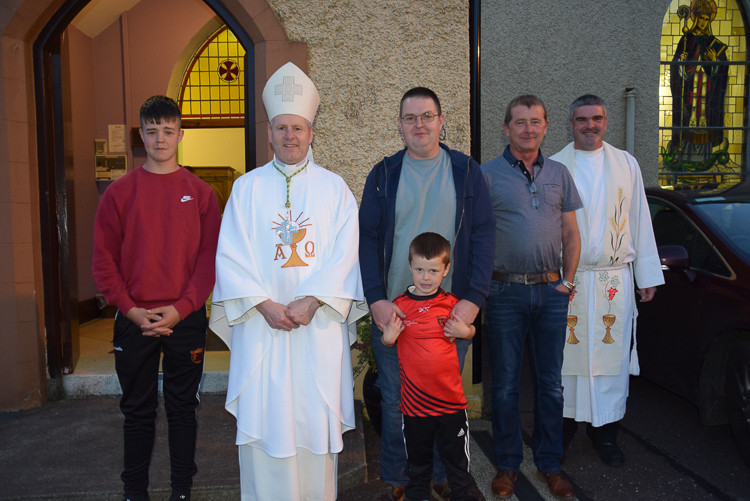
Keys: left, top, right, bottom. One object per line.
{"left": 0, "top": 395, "right": 498, "bottom": 501}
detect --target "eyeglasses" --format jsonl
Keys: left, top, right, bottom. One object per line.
{"left": 400, "top": 112, "right": 439, "bottom": 124}
{"left": 529, "top": 182, "right": 539, "bottom": 209}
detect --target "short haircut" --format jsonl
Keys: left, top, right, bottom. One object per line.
{"left": 400, "top": 87, "right": 442, "bottom": 117}
{"left": 140, "top": 95, "right": 181, "bottom": 127}
{"left": 568, "top": 94, "right": 608, "bottom": 122}
{"left": 504, "top": 94, "right": 547, "bottom": 126}
{"left": 408, "top": 232, "right": 451, "bottom": 265}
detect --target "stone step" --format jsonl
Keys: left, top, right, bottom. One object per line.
{"left": 59, "top": 370, "right": 230, "bottom": 398}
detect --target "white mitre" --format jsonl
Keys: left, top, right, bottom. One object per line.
{"left": 262, "top": 62, "right": 320, "bottom": 124}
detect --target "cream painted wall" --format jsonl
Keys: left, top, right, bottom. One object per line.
{"left": 179, "top": 128, "right": 246, "bottom": 174}
{"left": 266, "top": 0, "right": 471, "bottom": 200}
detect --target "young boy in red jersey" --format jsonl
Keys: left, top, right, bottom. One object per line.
{"left": 92, "top": 95, "right": 221, "bottom": 501}
{"left": 381, "top": 232, "right": 477, "bottom": 501}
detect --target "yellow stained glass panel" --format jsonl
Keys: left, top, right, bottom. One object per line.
{"left": 178, "top": 25, "right": 246, "bottom": 118}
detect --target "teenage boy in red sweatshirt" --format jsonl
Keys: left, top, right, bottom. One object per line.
{"left": 92, "top": 95, "right": 220, "bottom": 501}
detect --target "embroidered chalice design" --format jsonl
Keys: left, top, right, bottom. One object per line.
{"left": 567, "top": 315, "right": 580, "bottom": 345}
{"left": 602, "top": 314, "right": 616, "bottom": 344}
{"left": 273, "top": 211, "right": 311, "bottom": 268}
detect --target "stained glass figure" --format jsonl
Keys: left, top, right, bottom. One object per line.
{"left": 665, "top": 0, "right": 730, "bottom": 173}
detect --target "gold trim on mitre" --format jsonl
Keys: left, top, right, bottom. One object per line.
{"left": 262, "top": 62, "right": 320, "bottom": 124}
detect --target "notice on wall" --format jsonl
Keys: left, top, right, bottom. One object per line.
{"left": 108, "top": 124, "right": 126, "bottom": 152}
{"left": 96, "top": 155, "right": 127, "bottom": 181}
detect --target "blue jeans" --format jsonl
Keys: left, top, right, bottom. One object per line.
{"left": 485, "top": 280, "right": 568, "bottom": 473}
{"left": 371, "top": 323, "right": 471, "bottom": 487}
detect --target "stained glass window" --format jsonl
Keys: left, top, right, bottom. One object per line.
{"left": 659, "top": 0, "right": 748, "bottom": 186}
{"left": 178, "top": 25, "right": 245, "bottom": 120}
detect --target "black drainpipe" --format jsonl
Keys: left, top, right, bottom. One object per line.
{"left": 469, "top": 0, "right": 483, "bottom": 386}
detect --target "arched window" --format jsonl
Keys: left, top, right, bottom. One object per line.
{"left": 659, "top": 0, "right": 748, "bottom": 185}
{"left": 178, "top": 25, "right": 246, "bottom": 124}
{"left": 176, "top": 24, "right": 248, "bottom": 211}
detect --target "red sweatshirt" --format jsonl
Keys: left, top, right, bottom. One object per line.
{"left": 92, "top": 166, "right": 221, "bottom": 320}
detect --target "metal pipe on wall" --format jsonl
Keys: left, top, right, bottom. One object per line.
{"left": 625, "top": 88, "right": 636, "bottom": 155}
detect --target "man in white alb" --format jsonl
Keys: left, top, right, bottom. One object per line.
{"left": 209, "top": 62, "right": 365, "bottom": 500}
{"left": 550, "top": 94, "right": 664, "bottom": 467}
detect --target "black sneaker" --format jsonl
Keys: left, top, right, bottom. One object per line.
{"left": 169, "top": 491, "right": 190, "bottom": 501}
{"left": 594, "top": 441, "right": 625, "bottom": 467}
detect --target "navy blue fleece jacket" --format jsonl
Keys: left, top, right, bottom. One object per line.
{"left": 359, "top": 143, "right": 495, "bottom": 308}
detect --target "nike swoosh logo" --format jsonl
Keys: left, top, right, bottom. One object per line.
{"left": 181, "top": 196, "right": 194, "bottom": 202}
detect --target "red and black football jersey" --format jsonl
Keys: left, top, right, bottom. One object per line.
{"left": 394, "top": 288, "right": 468, "bottom": 417}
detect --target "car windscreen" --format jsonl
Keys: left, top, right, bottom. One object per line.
{"left": 692, "top": 197, "right": 750, "bottom": 262}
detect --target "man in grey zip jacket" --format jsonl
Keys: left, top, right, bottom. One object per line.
{"left": 359, "top": 87, "right": 494, "bottom": 500}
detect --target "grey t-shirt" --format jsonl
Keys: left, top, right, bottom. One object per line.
{"left": 387, "top": 148, "right": 456, "bottom": 300}
{"left": 481, "top": 153, "right": 582, "bottom": 274}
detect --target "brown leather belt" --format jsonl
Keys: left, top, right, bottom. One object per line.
{"left": 492, "top": 270, "right": 560, "bottom": 285}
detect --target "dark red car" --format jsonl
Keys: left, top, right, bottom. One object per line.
{"left": 640, "top": 183, "right": 750, "bottom": 467}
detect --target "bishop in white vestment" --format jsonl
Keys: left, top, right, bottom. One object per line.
{"left": 210, "top": 62, "right": 364, "bottom": 500}
{"left": 550, "top": 95, "right": 663, "bottom": 466}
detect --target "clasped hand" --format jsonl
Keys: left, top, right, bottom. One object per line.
{"left": 127, "top": 305, "right": 182, "bottom": 337}
{"left": 257, "top": 296, "right": 321, "bottom": 331}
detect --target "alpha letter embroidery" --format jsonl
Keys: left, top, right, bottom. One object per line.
{"left": 274, "top": 244, "right": 286, "bottom": 261}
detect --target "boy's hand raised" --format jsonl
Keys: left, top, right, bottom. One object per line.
{"left": 381, "top": 311, "right": 404, "bottom": 348}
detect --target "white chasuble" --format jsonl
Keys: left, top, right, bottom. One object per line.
{"left": 551, "top": 142, "right": 663, "bottom": 425}
{"left": 209, "top": 158, "right": 364, "bottom": 460}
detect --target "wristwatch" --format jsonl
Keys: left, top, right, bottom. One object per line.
{"left": 561, "top": 279, "right": 576, "bottom": 293}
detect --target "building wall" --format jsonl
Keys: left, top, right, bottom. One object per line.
{"left": 122, "top": 0, "right": 217, "bottom": 140}
{"left": 66, "top": 25, "right": 98, "bottom": 305}
{"left": 0, "top": 0, "right": 52, "bottom": 410}
{"left": 265, "top": 0, "right": 472, "bottom": 200}
{"left": 480, "top": 0, "right": 669, "bottom": 186}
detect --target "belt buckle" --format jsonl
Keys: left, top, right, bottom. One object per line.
{"left": 523, "top": 274, "right": 533, "bottom": 285}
